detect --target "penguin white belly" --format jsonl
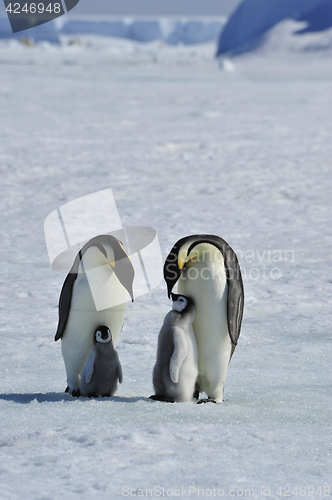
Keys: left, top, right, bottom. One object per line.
{"left": 62, "top": 273, "right": 127, "bottom": 391}
{"left": 178, "top": 255, "right": 231, "bottom": 402}
{"left": 175, "top": 326, "right": 198, "bottom": 402}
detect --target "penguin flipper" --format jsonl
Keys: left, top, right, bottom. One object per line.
{"left": 84, "top": 348, "right": 97, "bottom": 384}
{"left": 54, "top": 271, "right": 78, "bottom": 341}
{"left": 54, "top": 236, "right": 119, "bottom": 342}
{"left": 169, "top": 327, "right": 188, "bottom": 384}
{"left": 116, "top": 356, "right": 123, "bottom": 384}
{"left": 222, "top": 246, "right": 244, "bottom": 355}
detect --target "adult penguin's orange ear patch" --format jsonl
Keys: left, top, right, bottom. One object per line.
{"left": 188, "top": 251, "right": 199, "bottom": 264}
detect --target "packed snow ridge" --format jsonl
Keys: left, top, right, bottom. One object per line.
{"left": 0, "top": 15, "right": 226, "bottom": 45}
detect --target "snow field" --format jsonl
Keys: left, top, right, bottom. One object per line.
{"left": 0, "top": 28, "right": 331, "bottom": 499}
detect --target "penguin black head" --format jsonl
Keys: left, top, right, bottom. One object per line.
{"left": 164, "top": 235, "right": 230, "bottom": 298}
{"left": 94, "top": 325, "right": 112, "bottom": 344}
{"left": 164, "top": 237, "right": 196, "bottom": 298}
{"left": 79, "top": 235, "right": 135, "bottom": 302}
{"left": 171, "top": 293, "right": 195, "bottom": 314}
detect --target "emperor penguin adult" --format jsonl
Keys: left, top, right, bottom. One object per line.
{"left": 163, "top": 234, "right": 244, "bottom": 404}
{"left": 150, "top": 294, "right": 198, "bottom": 403}
{"left": 80, "top": 325, "right": 122, "bottom": 398}
{"left": 55, "top": 234, "right": 134, "bottom": 396}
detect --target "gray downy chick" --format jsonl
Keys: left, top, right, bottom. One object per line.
{"left": 80, "top": 325, "right": 123, "bottom": 397}
{"left": 150, "top": 294, "right": 198, "bottom": 402}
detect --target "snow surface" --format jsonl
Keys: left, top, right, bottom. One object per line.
{"left": 247, "top": 20, "right": 332, "bottom": 55}
{"left": 0, "top": 26, "right": 331, "bottom": 500}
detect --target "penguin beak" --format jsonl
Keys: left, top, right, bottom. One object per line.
{"left": 178, "top": 248, "right": 188, "bottom": 269}
{"left": 178, "top": 256, "right": 186, "bottom": 269}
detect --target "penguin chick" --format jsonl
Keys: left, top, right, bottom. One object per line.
{"left": 80, "top": 326, "right": 123, "bottom": 398}
{"left": 150, "top": 294, "right": 198, "bottom": 403}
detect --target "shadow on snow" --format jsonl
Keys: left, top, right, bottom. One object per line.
{"left": 0, "top": 393, "right": 151, "bottom": 404}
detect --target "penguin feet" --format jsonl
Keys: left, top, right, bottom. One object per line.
{"left": 197, "top": 397, "right": 217, "bottom": 404}
{"left": 149, "top": 395, "right": 175, "bottom": 403}
{"left": 193, "top": 383, "right": 201, "bottom": 400}
{"left": 65, "top": 386, "right": 81, "bottom": 397}
{"left": 193, "top": 389, "right": 200, "bottom": 400}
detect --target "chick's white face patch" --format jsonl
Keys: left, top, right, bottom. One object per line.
{"left": 95, "top": 331, "right": 112, "bottom": 343}
{"left": 172, "top": 296, "right": 188, "bottom": 313}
